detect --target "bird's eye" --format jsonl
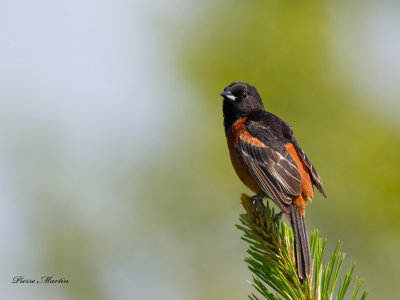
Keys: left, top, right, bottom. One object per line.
{"left": 241, "top": 91, "right": 247, "bottom": 98}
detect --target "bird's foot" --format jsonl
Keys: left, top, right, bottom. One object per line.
{"left": 273, "top": 211, "right": 283, "bottom": 222}
{"left": 251, "top": 194, "right": 266, "bottom": 216}
{"left": 250, "top": 194, "right": 266, "bottom": 201}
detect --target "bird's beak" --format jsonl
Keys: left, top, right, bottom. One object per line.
{"left": 220, "top": 90, "right": 236, "bottom": 101}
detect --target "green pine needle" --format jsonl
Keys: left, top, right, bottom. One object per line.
{"left": 236, "top": 193, "right": 368, "bottom": 300}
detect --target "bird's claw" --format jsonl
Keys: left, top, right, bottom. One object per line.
{"left": 251, "top": 194, "right": 266, "bottom": 216}
{"left": 250, "top": 194, "right": 265, "bottom": 201}
{"left": 273, "top": 211, "right": 283, "bottom": 222}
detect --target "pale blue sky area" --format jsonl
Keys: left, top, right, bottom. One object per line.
{"left": 330, "top": 2, "right": 400, "bottom": 118}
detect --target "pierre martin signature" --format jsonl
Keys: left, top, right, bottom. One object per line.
{"left": 12, "top": 276, "right": 69, "bottom": 284}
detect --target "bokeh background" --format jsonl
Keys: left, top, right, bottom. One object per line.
{"left": 1, "top": 1, "right": 399, "bottom": 299}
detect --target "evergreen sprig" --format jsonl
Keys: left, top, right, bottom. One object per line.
{"left": 236, "top": 193, "right": 368, "bottom": 300}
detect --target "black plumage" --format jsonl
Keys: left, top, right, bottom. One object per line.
{"left": 221, "top": 81, "right": 326, "bottom": 280}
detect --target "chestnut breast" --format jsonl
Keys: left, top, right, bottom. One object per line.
{"left": 226, "top": 118, "right": 265, "bottom": 194}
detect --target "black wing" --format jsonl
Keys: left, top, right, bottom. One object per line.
{"left": 245, "top": 110, "right": 326, "bottom": 198}
{"left": 237, "top": 138, "right": 302, "bottom": 209}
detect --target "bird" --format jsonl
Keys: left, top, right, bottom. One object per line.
{"left": 221, "top": 82, "right": 326, "bottom": 280}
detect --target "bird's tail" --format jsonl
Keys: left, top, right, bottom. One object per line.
{"left": 289, "top": 204, "right": 311, "bottom": 280}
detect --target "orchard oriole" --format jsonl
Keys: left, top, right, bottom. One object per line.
{"left": 221, "top": 82, "right": 326, "bottom": 280}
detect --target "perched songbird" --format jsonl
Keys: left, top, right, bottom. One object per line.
{"left": 221, "top": 82, "right": 326, "bottom": 280}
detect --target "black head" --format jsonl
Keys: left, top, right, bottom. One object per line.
{"left": 221, "top": 82, "right": 264, "bottom": 130}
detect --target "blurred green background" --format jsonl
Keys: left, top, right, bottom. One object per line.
{"left": 1, "top": 1, "right": 399, "bottom": 299}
